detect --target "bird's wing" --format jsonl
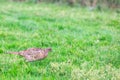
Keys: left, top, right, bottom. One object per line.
{"left": 24, "top": 55, "right": 35, "bottom": 62}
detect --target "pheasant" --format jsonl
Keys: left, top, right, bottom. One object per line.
{"left": 9, "top": 48, "right": 52, "bottom": 62}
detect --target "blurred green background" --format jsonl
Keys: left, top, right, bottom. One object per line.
{"left": 0, "top": 0, "right": 120, "bottom": 80}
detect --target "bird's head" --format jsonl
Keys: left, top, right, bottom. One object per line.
{"left": 46, "top": 48, "right": 52, "bottom": 52}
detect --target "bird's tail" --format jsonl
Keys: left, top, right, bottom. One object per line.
{"left": 8, "top": 52, "right": 20, "bottom": 55}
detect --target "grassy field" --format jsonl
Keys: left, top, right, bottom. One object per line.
{"left": 0, "top": 2, "right": 120, "bottom": 80}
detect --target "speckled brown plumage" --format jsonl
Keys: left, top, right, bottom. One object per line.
{"left": 9, "top": 48, "right": 52, "bottom": 62}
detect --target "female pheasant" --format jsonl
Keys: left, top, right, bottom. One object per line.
{"left": 9, "top": 48, "right": 52, "bottom": 62}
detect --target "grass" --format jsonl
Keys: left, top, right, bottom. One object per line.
{"left": 0, "top": 2, "right": 120, "bottom": 80}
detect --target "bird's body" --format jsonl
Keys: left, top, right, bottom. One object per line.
{"left": 9, "top": 48, "right": 52, "bottom": 62}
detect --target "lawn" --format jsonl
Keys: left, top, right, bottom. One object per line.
{"left": 0, "top": 2, "right": 120, "bottom": 80}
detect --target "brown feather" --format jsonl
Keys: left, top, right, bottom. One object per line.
{"left": 9, "top": 48, "right": 52, "bottom": 62}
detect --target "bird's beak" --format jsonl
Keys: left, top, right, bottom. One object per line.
{"left": 47, "top": 48, "right": 52, "bottom": 52}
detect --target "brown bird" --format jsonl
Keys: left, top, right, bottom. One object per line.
{"left": 9, "top": 48, "right": 52, "bottom": 62}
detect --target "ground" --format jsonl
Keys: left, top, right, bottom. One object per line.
{"left": 0, "top": 2, "right": 120, "bottom": 80}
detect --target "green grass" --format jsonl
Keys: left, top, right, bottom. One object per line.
{"left": 0, "top": 2, "right": 120, "bottom": 80}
